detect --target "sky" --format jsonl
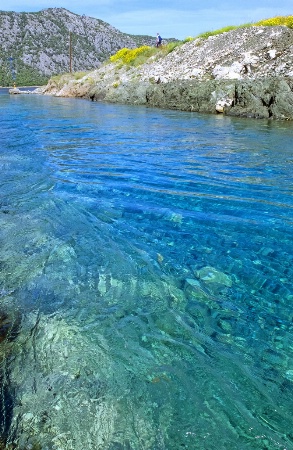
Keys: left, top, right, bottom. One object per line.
{"left": 1, "top": 0, "right": 292, "bottom": 40}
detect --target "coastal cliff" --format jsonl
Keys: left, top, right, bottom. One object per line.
{"left": 42, "top": 25, "right": 293, "bottom": 120}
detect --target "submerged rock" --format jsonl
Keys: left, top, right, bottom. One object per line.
{"left": 196, "top": 266, "right": 233, "bottom": 288}
{"left": 184, "top": 278, "right": 210, "bottom": 302}
{"left": 5, "top": 274, "right": 185, "bottom": 449}
{"left": 0, "top": 308, "right": 21, "bottom": 445}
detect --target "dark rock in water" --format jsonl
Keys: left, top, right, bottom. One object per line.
{"left": 0, "top": 313, "right": 11, "bottom": 343}
{"left": 0, "top": 310, "right": 21, "bottom": 445}
{"left": 0, "top": 311, "right": 20, "bottom": 343}
{"left": 0, "top": 438, "right": 17, "bottom": 449}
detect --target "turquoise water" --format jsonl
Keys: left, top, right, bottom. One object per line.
{"left": 0, "top": 92, "right": 292, "bottom": 449}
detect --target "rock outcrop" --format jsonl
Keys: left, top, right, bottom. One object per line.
{"left": 42, "top": 25, "right": 293, "bottom": 120}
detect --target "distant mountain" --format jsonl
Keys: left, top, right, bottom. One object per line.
{"left": 0, "top": 7, "right": 173, "bottom": 86}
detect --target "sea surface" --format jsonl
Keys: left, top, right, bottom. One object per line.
{"left": 0, "top": 91, "right": 292, "bottom": 450}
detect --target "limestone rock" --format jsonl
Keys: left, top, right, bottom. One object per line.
{"left": 42, "top": 25, "right": 293, "bottom": 120}
{"left": 196, "top": 266, "right": 232, "bottom": 288}
{"left": 184, "top": 278, "right": 210, "bottom": 301}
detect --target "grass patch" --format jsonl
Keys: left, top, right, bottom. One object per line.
{"left": 73, "top": 71, "right": 88, "bottom": 80}
{"left": 197, "top": 24, "right": 252, "bottom": 39}
{"left": 50, "top": 73, "right": 73, "bottom": 87}
{"left": 160, "top": 41, "right": 182, "bottom": 54}
{"left": 182, "top": 36, "right": 195, "bottom": 43}
{"left": 51, "top": 71, "right": 89, "bottom": 83}
{"left": 196, "top": 15, "right": 293, "bottom": 40}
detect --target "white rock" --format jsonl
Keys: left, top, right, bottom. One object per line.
{"left": 243, "top": 52, "right": 259, "bottom": 65}
{"left": 268, "top": 49, "right": 277, "bottom": 59}
{"left": 212, "top": 62, "right": 242, "bottom": 80}
{"left": 191, "top": 68, "right": 203, "bottom": 77}
{"left": 216, "top": 98, "right": 233, "bottom": 113}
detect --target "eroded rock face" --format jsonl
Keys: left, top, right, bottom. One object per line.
{"left": 144, "top": 78, "right": 293, "bottom": 119}
{"left": 228, "top": 78, "right": 293, "bottom": 119}
{"left": 41, "top": 25, "right": 293, "bottom": 120}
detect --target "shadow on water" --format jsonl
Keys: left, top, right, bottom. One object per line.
{"left": 0, "top": 308, "right": 21, "bottom": 448}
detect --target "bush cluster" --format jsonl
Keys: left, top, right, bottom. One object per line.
{"left": 182, "top": 36, "right": 195, "bottom": 43}
{"left": 109, "top": 40, "right": 189, "bottom": 68}
{"left": 110, "top": 46, "right": 157, "bottom": 66}
{"left": 256, "top": 15, "right": 293, "bottom": 28}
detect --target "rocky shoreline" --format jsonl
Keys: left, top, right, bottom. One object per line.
{"left": 41, "top": 25, "right": 293, "bottom": 120}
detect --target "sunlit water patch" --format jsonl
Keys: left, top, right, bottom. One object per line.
{"left": 0, "top": 92, "right": 292, "bottom": 449}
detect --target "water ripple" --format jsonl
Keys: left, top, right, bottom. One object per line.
{"left": 0, "top": 94, "right": 293, "bottom": 449}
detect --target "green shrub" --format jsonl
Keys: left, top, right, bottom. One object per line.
{"left": 182, "top": 36, "right": 195, "bottom": 43}
{"left": 73, "top": 71, "right": 88, "bottom": 80}
{"left": 197, "top": 25, "right": 244, "bottom": 39}
{"left": 110, "top": 46, "right": 157, "bottom": 66}
{"left": 162, "top": 41, "right": 182, "bottom": 54}
{"left": 256, "top": 15, "right": 293, "bottom": 28}
{"left": 84, "top": 76, "right": 95, "bottom": 85}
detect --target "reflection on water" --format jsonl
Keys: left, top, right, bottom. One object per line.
{"left": 0, "top": 94, "right": 293, "bottom": 449}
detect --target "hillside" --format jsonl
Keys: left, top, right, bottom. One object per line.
{"left": 0, "top": 8, "right": 174, "bottom": 86}
{"left": 41, "top": 24, "right": 293, "bottom": 120}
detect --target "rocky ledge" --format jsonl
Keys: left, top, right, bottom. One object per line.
{"left": 9, "top": 88, "right": 38, "bottom": 94}
{"left": 42, "top": 25, "right": 293, "bottom": 120}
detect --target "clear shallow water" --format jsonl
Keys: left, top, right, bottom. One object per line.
{"left": 0, "top": 92, "right": 292, "bottom": 449}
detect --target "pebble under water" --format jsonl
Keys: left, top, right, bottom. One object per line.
{"left": 0, "top": 91, "right": 292, "bottom": 450}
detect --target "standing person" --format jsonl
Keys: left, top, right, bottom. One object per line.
{"left": 156, "top": 33, "right": 162, "bottom": 47}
